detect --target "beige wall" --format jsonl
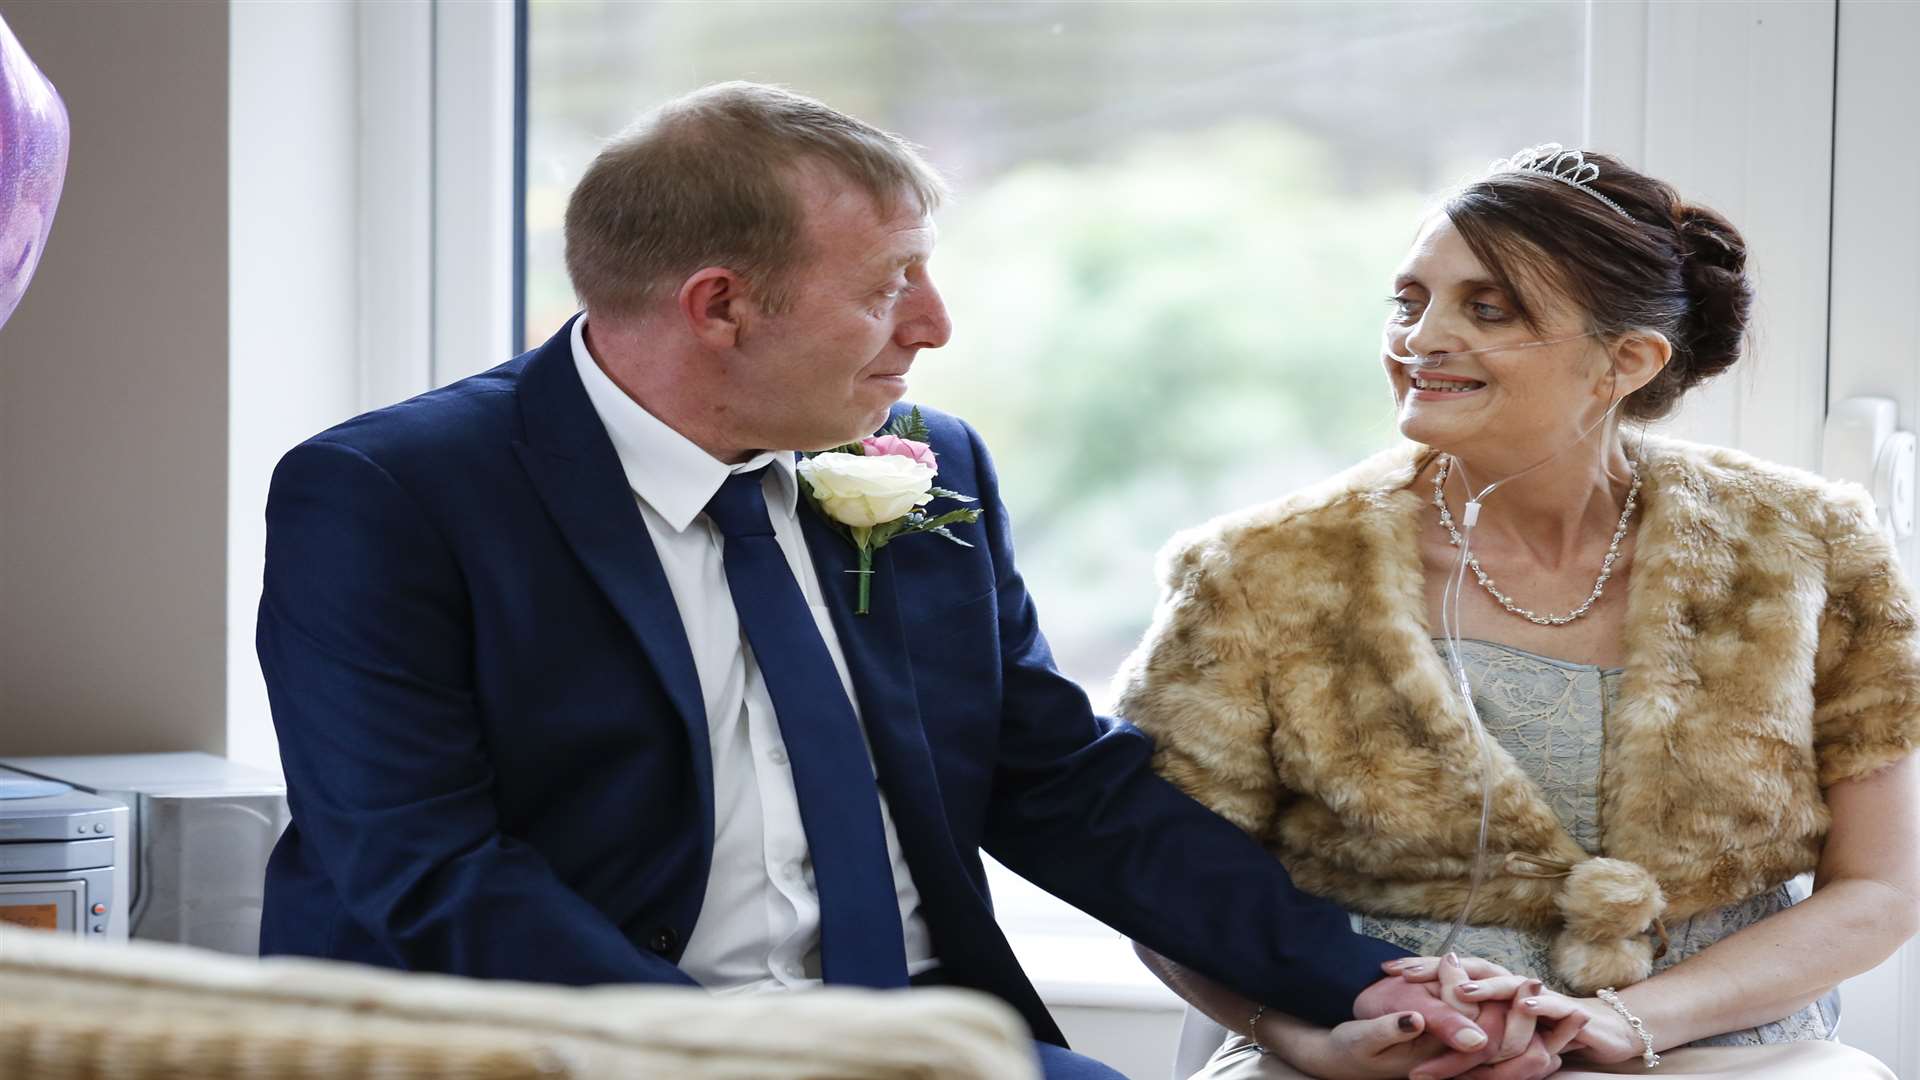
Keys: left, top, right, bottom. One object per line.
{"left": 0, "top": 1, "right": 229, "bottom": 755}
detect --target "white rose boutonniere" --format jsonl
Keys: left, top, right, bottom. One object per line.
{"left": 797, "top": 408, "right": 982, "bottom": 614}
{"left": 799, "top": 452, "right": 934, "bottom": 529}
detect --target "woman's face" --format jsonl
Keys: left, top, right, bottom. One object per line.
{"left": 1382, "top": 215, "right": 1616, "bottom": 468}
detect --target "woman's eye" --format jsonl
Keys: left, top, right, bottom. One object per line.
{"left": 1386, "top": 295, "right": 1421, "bottom": 320}
{"left": 1472, "top": 301, "right": 1509, "bottom": 321}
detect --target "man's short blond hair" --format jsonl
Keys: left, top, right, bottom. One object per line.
{"left": 563, "top": 82, "right": 949, "bottom": 318}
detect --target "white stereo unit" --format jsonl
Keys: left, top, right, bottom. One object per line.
{"left": 0, "top": 767, "right": 130, "bottom": 941}
{"left": 0, "top": 753, "right": 288, "bottom": 956}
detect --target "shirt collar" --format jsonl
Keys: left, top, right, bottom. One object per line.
{"left": 570, "top": 313, "right": 799, "bottom": 533}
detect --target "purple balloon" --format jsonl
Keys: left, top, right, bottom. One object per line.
{"left": 0, "top": 12, "right": 69, "bottom": 333}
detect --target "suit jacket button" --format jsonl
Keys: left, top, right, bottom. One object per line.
{"left": 649, "top": 927, "right": 679, "bottom": 955}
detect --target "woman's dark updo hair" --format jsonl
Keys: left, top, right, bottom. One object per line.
{"left": 1441, "top": 149, "right": 1753, "bottom": 422}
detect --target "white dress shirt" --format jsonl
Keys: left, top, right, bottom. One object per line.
{"left": 569, "top": 315, "right": 935, "bottom": 994}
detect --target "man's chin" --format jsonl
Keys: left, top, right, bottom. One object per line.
{"left": 860, "top": 394, "right": 905, "bottom": 431}
{"left": 794, "top": 396, "right": 908, "bottom": 453}
{"left": 798, "top": 418, "right": 887, "bottom": 454}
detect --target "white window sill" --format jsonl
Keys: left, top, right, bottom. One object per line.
{"left": 987, "top": 858, "right": 1184, "bottom": 1011}
{"left": 1006, "top": 928, "right": 1185, "bottom": 1011}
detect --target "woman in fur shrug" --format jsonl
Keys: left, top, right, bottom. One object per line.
{"left": 1120, "top": 150, "right": 1919, "bottom": 1080}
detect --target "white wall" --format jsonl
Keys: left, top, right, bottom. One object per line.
{"left": 0, "top": 0, "right": 229, "bottom": 756}
{"left": 226, "top": 0, "right": 362, "bottom": 772}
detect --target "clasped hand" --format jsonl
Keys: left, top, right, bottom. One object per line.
{"left": 1310, "top": 954, "right": 1640, "bottom": 1079}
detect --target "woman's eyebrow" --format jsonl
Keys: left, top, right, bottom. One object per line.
{"left": 1403, "top": 275, "right": 1504, "bottom": 294}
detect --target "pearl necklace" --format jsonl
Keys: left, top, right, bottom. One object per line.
{"left": 1432, "top": 455, "right": 1641, "bottom": 627}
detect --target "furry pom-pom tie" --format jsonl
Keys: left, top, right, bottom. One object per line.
{"left": 1553, "top": 931, "right": 1656, "bottom": 994}
{"left": 1551, "top": 857, "right": 1666, "bottom": 992}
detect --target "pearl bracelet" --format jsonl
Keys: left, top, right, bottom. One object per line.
{"left": 1596, "top": 987, "right": 1661, "bottom": 1068}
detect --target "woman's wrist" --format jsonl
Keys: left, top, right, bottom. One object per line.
{"left": 1612, "top": 983, "right": 1690, "bottom": 1052}
{"left": 1594, "top": 988, "right": 1662, "bottom": 1067}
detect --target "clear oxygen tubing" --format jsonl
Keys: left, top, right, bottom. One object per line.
{"left": 1385, "top": 332, "right": 1597, "bottom": 369}
{"left": 1386, "top": 331, "right": 1637, "bottom": 957}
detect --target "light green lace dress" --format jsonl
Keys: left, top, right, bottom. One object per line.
{"left": 1348, "top": 639, "right": 1838, "bottom": 1046}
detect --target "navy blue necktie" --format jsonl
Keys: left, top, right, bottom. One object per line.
{"left": 703, "top": 467, "right": 910, "bottom": 988}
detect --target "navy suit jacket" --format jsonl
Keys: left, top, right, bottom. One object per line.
{"left": 257, "top": 317, "right": 1405, "bottom": 1044}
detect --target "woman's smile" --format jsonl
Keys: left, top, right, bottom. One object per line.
{"left": 1408, "top": 371, "right": 1489, "bottom": 399}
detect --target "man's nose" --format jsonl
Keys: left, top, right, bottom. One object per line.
{"left": 898, "top": 281, "right": 952, "bottom": 350}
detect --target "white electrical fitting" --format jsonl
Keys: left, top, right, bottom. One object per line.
{"left": 1823, "top": 397, "right": 1917, "bottom": 540}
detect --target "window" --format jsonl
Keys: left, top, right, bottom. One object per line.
{"left": 522, "top": 0, "right": 1588, "bottom": 1001}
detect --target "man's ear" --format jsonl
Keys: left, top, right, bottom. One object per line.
{"left": 1606, "top": 330, "right": 1672, "bottom": 403}
{"left": 677, "top": 267, "right": 745, "bottom": 348}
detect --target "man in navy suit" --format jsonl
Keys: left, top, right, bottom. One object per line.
{"left": 257, "top": 83, "right": 1554, "bottom": 1079}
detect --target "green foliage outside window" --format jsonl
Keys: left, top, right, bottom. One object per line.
{"left": 523, "top": 0, "right": 1584, "bottom": 696}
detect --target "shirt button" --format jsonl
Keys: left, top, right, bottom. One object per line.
{"left": 768, "top": 747, "right": 789, "bottom": 766}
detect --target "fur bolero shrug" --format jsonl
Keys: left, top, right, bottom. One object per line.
{"left": 1114, "top": 435, "right": 1920, "bottom": 993}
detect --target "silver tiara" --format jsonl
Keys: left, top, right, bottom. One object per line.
{"left": 1488, "top": 143, "right": 1635, "bottom": 221}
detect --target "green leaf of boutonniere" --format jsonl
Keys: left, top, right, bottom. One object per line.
{"left": 896, "top": 506, "right": 982, "bottom": 545}
{"left": 887, "top": 406, "right": 932, "bottom": 444}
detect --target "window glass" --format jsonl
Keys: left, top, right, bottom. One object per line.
{"left": 525, "top": 0, "right": 1587, "bottom": 971}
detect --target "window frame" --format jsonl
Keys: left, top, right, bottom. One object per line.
{"left": 354, "top": 0, "right": 517, "bottom": 407}
{"left": 1826, "top": 1, "right": 1920, "bottom": 1074}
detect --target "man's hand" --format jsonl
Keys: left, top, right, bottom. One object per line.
{"left": 1408, "top": 1000, "right": 1564, "bottom": 1080}
{"left": 1283, "top": 1011, "right": 1443, "bottom": 1080}
{"left": 1369, "top": 955, "right": 1581, "bottom": 1080}
{"left": 1355, "top": 970, "right": 1492, "bottom": 1054}
{"left": 1391, "top": 958, "right": 1606, "bottom": 1065}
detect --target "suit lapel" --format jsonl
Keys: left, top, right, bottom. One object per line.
{"left": 801, "top": 507, "right": 929, "bottom": 771}
{"left": 802, "top": 508, "right": 972, "bottom": 871}
{"left": 802, "top": 503, "right": 998, "bottom": 891}
{"left": 511, "top": 318, "right": 715, "bottom": 847}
